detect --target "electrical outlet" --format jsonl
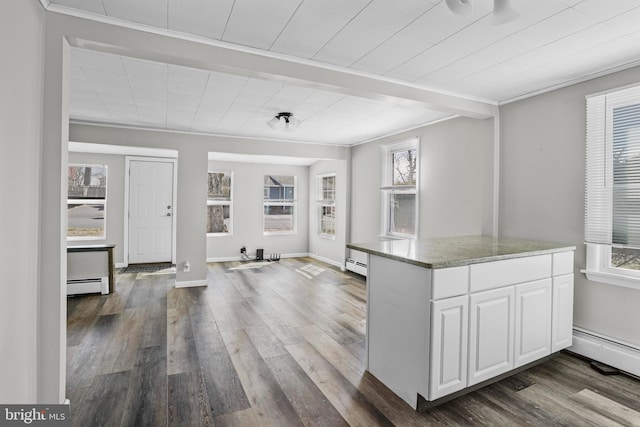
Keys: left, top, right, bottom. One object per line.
{"left": 183, "top": 261, "right": 190, "bottom": 272}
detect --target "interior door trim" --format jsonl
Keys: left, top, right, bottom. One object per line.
{"left": 123, "top": 156, "right": 178, "bottom": 266}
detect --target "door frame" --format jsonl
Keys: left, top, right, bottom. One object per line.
{"left": 123, "top": 156, "right": 178, "bottom": 267}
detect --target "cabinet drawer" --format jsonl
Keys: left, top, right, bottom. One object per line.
{"left": 432, "top": 266, "right": 469, "bottom": 300}
{"left": 469, "top": 254, "right": 552, "bottom": 293}
{"left": 552, "top": 251, "right": 574, "bottom": 276}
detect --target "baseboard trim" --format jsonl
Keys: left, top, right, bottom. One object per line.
{"left": 175, "top": 279, "right": 207, "bottom": 288}
{"left": 569, "top": 328, "right": 640, "bottom": 377}
{"left": 115, "top": 262, "right": 126, "bottom": 268}
{"left": 207, "top": 252, "right": 310, "bottom": 263}
{"left": 309, "top": 253, "right": 345, "bottom": 270}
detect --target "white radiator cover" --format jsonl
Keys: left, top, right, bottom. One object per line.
{"left": 67, "top": 277, "right": 109, "bottom": 295}
{"left": 570, "top": 328, "right": 640, "bottom": 378}
{"left": 346, "top": 258, "right": 367, "bottom": 276}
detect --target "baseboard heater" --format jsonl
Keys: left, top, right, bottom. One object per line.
{"left": 67, "top": 277, "right": 108, "bottom": 296}
{"left": 569, "top": 328, "right": 640, "bottom": 378}
{"left": 345, "top": 258, "right": 367, "bottom": 276}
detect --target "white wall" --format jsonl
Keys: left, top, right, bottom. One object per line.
{"left": 350, "top": 117, "right": 494, "bottom": 246}
{"left": 69, "top": 125, "right": 348, "bottom": 284}
{"left": 206, "top": 160, "right": 310, "bottom": 260}
{"left": 0, "top": 0, "right": 45, "bottom": 403}
{"left": 499, "top": 65, "right": 640, "bottom": 347}
{"left": 309, "top": 160, "right": 348, "bottom": 268}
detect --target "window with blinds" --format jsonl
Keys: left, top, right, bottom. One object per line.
{"left": 585, "top": 83, "right": 640, "bottom": 285}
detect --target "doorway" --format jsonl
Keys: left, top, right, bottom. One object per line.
{"left": 125, "top": 157, "right": 177, "bottom": 265}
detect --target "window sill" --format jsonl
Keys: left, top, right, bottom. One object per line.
{"left": 581, "top": 269, "right": 640, "bottom": 290}
{"left": 68, "top": 236, "right": 105, "bottom": 241}
{"left": 319, "top": 234, "right": 336, "bottom": 240}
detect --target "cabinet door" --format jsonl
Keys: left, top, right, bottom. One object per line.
{"left": 514, "top": 279, "right": 552, "bottom": 367}
{"left": 552, "top": 274, "right": 574, "bottom": 352}
{"left": 468, "top": 286, "right": 515, "bottom": 386}
{"left": 430, "top": 295, "right": 468, "bottom": 400}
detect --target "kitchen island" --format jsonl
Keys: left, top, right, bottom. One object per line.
{"left": 347, "top": 236, "right": 576, "bottom": 409}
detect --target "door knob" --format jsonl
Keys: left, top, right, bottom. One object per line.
{"left": 166, "top": 213, "right": 171, "bottom": 217}
{"left": 167, "top": 205, "right": 172, "bottom": 209}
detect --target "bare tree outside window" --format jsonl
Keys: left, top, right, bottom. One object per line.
{"left": 392, "top": 148, "right": 417, "bottom": 185}
{"left": 67, "top": 164, "right": 107, "bottom": 239}
{"left": 207, "top": 171, "right": 232, "bottom": 234}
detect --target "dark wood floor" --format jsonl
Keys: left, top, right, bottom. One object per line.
{"left": 67, "top": 257, "right": 640, "bottom": 426}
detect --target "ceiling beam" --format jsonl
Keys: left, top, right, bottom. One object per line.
{"left": 48, "top": 9, "right": 497, "bottom": 120}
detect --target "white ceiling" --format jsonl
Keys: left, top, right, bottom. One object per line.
{"left": 49, "top": 0, "right": 640, "bottom": 146}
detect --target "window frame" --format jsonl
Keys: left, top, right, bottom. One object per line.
{"left": 380, "top": 138, "right": 419, "bottom": 239}
{"left": 67, "top": 163, "right": 107, "bottom": 241}
{"left": 317, "top": 173, "right": 336, "bottom": 239}
{"left": 206, "top": 170, "right": 233, "bottom": 236}
{"left": 584, "top": 84, "right": 640, "bottom": 290}
{"left": 263, "top": 174, "right": 297, "bottom": 235}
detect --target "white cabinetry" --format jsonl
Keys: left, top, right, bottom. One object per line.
{"left": 468, "top": 286, "right": 515, "bottom": 385}
{"left": 430, "top": 295, "right": 468, "bottom": 399}
{"left": 514, "top": 279, "right": 552, "bottom": 367}
{"left": 363, "top": 244, "right": 575, "bottom": 409}
{"left": 552, "top": 274, "right": 574, "bottom": 352}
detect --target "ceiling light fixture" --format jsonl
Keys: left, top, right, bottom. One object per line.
{"left": 445, "top": 0, "right": 472, "bottom": 16}
{"left": 491, "top": 0, "right": 519, "bottom": 24}
{"left": 445, "top": 0, "right": 519, "bottom": 24}
{"left": 267, "top": 112, "right": 301, "bottom": 132}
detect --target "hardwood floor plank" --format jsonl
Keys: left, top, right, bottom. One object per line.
{"left": 190, "top": 303, "right": 250, "bottom": 416}
{"left": 121, "top": 345, "right": 168, "bottom": 427}
{"left": 66, "top": 294, "right": 107, "bottom": 347}
{"left": 67, "top": 313, "right": 119, "bottom": 390}
{"left": 220, "top": 328, "right": 305, "bottom": 426}
{"left": 213, "top": 408, "right": 264, "bottom": 427}
{"left": 299, "top": 324, "right": 436, "bottom": 426}
{"left": 71, "top": 371, "right": 130, "bottom": 427}
{"left": 244, "top": 324, "right": 288, "bottom": 359}
{"left": 140, "top": 304, "right": 167, "bottom": 349}
{"left": 517, "top": 383, "right": 624, "bottom": 427}
{"left": 286, "top": 341, "right": 395, "bottom": 427}
{"left": 265, "top": 353, "right": 349, "bottom": 427}
{"left": 573, "top": 389, "right": 640, "bottom": 426}
{"left": 97, "top": 308, "right": 145, "bottom": 375}
{"left": 98, "top": 273, "right": 135, "bottom": 316}
{"left": 167, "top": 307, "right": 200, "bottom": 375}
{"left": 168, "top": 371, "right": 214, "bottom": 427}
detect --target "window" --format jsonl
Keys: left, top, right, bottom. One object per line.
{"left": 207, "top": 171, "right": 232, "bottom": 235}
{"left": 264, "top": 175, "right": 296, "bottom": 234}
{"left": 381, "top": 139, "right": 419, "bottom": 238}
{"left": 585, "top": 84, "right": 640, "bottom": 288}
{"left": 67, "top": 164, "right": 107, "bottom": 240}
{"left": 318, "top": 174, "right": 336, "bottom": 237}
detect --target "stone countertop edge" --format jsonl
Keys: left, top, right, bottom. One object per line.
{"left": 347, "top": 236, "right": 576, "bottom": 269}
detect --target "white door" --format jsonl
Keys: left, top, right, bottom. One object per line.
{"left": 128, "top": 159, "right": 175, "bottom": 264}
{"left": 430, "top": 295, "right": 468, "bottom": 400}
{"left": 468, "top": 286, "right": 515, "bottom": 386}
{"left": 514, "top": 279, "right": 552, "bottom": 367}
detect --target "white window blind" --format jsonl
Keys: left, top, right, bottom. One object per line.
{"left": 586, "top": 84, "right": 640, "bottom": 248}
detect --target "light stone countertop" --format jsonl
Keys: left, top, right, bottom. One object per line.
{"left": 347, "top": 235, "right": 576, "bottom": 269}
